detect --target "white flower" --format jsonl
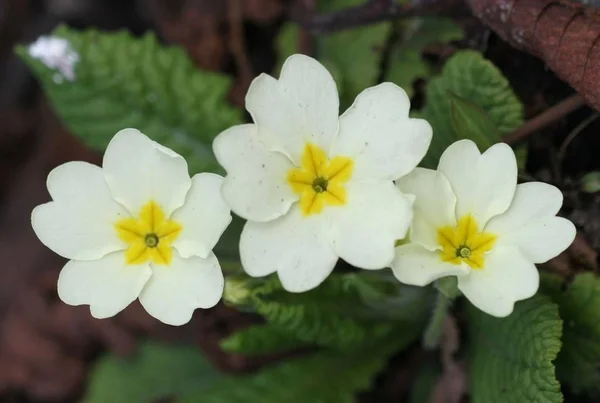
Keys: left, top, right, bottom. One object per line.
{"left": 31, "top": 129, "right": 231, "bottom": 325}
{"left": 28, "top": 36, "right": 79, "bottom": 81}
{"left": 391, "top": 139, "right": 576, "bottom": 317}
{"left": 213, "top": 54, "right": 432, "bottom": 293}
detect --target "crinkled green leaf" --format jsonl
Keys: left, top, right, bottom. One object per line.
{"left": 275, "top": 22, "right": 345, "bottom": 95}
{"left": 467, "top": 295, "right": 563, "bottom": 403}
{"left": 17, "top": 26, "right": 242, "bottom": 174}
{"left": 181, "top": 337, "right": 407, "bottom": 403}
{"left": 85, "top": 341, "right": 220, "bottom": 403}
{"left": 222, "top": 272, "right": 432, "bottom": 355}
{"left": 220, "top": 324, "right": 309, "bottom": 357}
{"left": 541, "top": 273, "right": 600, "bottom": 396}
{"left": 449, "top": 91, "right": 501, "bottom": 149}
{"left": 318, "top": 0, "right": 391, "bottom": 107}
{"left": 387, "top": 17, "right": 464, "bottom": 97}
{"left": 387, "top": 50, "right": 428, "bottom": 99}
{"left": 420, "top": 50, "right": 523, "bottom": 168}
{"left": 275, "top": 1, "right": 388, "bottom": 107}
{"left": 246, "top": 272, "right": 433, "bottom": 350}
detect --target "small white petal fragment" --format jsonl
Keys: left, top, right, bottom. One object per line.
{"left": 457, "top": 245, "right": 539, "bottom": 317}
{"left": 31, "top": 161, "right": 128, "bottom": 260}
{"left": 103, "top": 128, "right": 191, "bottom": 216}
{"left": 246, "top": 54, "right": 339, "bottom": 163}
{"left": 396, "top": 168, "right": 457, "bottom": 251}
{"left": 213, "top": 124, "right": 297, "bottom": 222}
{"left": 438, "top": 140, "right": 517, "bottom": 228}
{"left": 139, "top": 252, "right": 224, "bottom": 326}
{"left": 240, "top": 208, "right": 337, "bottom": 292}
{"left": 58, "top": 252, "right": 152, "bottom": 319}
{"left": 333, "top": 83, "right": 432, "bottom": 180}
{"left": 485, "top": 182, "right": 576, "bottom": 263}
{"left": 28, "top": 35, "right": 79, "bottom": 81}
{"left": 329, "top": 181, "right": 413, "bottom": 269}
{"left": 392, "top": 243, "right": 469, "bottom": 286}
{"left": 171, "top": 173, "right": 232, "bottom": 259}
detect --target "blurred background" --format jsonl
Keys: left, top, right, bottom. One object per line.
{"left": 0, "top": 1, "right": 283, "bottom": 401}
{"left": 1, "top": 0, "right": 600, "bottom": 402}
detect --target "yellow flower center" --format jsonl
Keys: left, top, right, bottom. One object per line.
{"left": 287, "top": 143, "right": 354, "bottom": 216}
{"left": 115, "top": 200, "right": 183, "bottom": 266}
{"left": 436, "top": 214, "right": 497, "bottom": 269}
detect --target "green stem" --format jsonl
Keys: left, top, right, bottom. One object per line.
{"left": 422, "top": 292, "right": 452, "bottom": 350}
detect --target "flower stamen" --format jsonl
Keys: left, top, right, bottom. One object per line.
{"left": 145, "top": 233, "right": 159, "bottom": 248}
{"left": 312, "top": 177, "right": 328, "bottom": 193}
{"left": 458, "top": 246, "right": 471, "bottom": 258}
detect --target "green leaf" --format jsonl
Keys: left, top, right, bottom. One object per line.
{"left": 541, "top": 273, "right": 600, "bottom": 396}
{"left": 17, "top": 26, "right": 243, "bottom": 174}
{"left": 420, "top": 50, "right": 524, "bottom": 168}
{"left": 275, "top": 23, "right": 299, "bottom": 74}
{"left": 467, "top": 295, "right": 563, "bottom": 403}
{"left": 515, "top": 145, "right": 528, "bottom": 171}
{"left": 408, "top": 360, "right": 441, "bottom": 403}
{"left": 182, "top": 337, "right": 406, "bottom": 403}
{"left": 386, "top": 17, "right": 464, "bottom": 97}
{"left": 318, "top": 0, "right": 391, "bottom": 108}
{"left": 85, "top": 341, "right": 220, "bottom": 403}
{"left": 448, "top": 91, "right": 501, "bottom": 149}
{"left": 220, "top": 324, "right": 309, "bottom": 356}
{"left": 387, "top": 50, "right": 428, "bottom": 99}
{"left": 247, "top": 273, "right": 433, "bottom": 350}
{"left": 276, "top": 2, "right": 392, "bottom": 107}
{"left": 581, "top": 171, "right": 600, "bottom": 193}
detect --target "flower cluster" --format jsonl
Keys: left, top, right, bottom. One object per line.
{"left": 31, "top": 54, "right": 576, "bottom": 325}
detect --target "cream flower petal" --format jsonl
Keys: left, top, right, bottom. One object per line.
{"left": 457, "top": 245, "right": 539, "bottom": 317}
{"left": 391, "top": 243, "right": 469, "bottom": 286}
{"left": 332, "top": 83, "right": 432, "bottom": 180}
{"left": 395, "top": 168, "right": 457, "bottom": 251}
{"left": 171, "top": 173, "right": 232, "bottom": 259}
{"left": 57, "top": 252, "right": 152, "bottom": 319}
{"left": 328, "top": 181, "right": 412, "bottom": 269}
{"left": 31, "top": 161, "right": 128, "bottom": 260}
{"left": 103, "top": 128, "right": 192, "bottom": 216}
{"left": 245, "top": 54, "right": 339, "bottom": 163}
{"left": 139, "top": 252, "right": 224, "bottom": 326}
{"left": 213, "top": 124, "right": 297, "bottom": 222}
{"left": 485, "top": 182, "right": 576, "bottom": 263}
{"left": 240, "top": 208, "right": 338, "bottom": 292}
{"left": 438, "top": 140, "right": 517, "bottom": 228}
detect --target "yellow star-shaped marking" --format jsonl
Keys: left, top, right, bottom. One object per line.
{"left": 437, "top": 214, "right": 497, "bottom": 269}
{"left": 287, "top": 143, "right": 354, "bottom": 216}
{"left": 115, "top": 200, "right": 183, "bottom": 265}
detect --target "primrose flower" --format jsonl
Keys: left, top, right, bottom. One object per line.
{"left": 213, "top": 54, "right": 432, "bottom": 292}
{"left": 391, "top": 139, "right": 576, "bottom": 317}
{"left": 31, "top": 129, "right": 231, "bottom": 325}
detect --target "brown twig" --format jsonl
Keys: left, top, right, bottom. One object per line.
{"left": 429, "top": 316, "right": 467, "bottom": 403}
{"left": 558, "top": 112, "right": 600, "bottom": 161}
{"left": 503, "top": 94, "right": 586, "bottom": 145}
{"left": 227, "top": 0, "right": 253, "bottom": 89}
{"left": 292, "top": 0, "right": 600, "bottom": 114}
{"left": 291, "top": 0, "right": 456, "bottom": 33}
{"left": 297, "top": 0, "right": 317, "bottom": 55}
